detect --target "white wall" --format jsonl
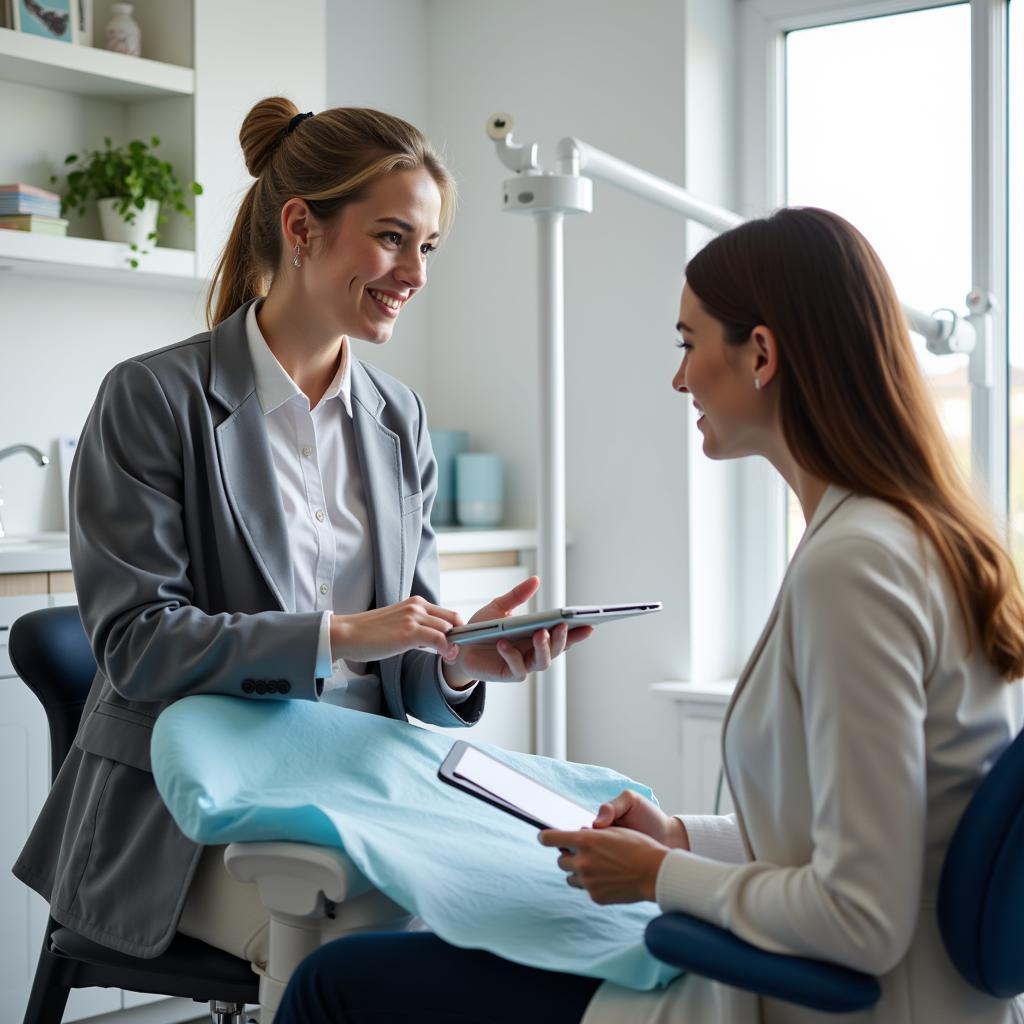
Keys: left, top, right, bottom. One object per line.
{"left": 421, "top": 0, "right": 738, "bottom": 804}
{"left": 325, "top": 0, "right": 433, "bottom": 399}
{"left": 0, "top": 279, "right": 207, "bottom": 535}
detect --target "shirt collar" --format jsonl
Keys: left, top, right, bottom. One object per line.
{"left": 245, "top": 300, "right": 353, "bottom": 417}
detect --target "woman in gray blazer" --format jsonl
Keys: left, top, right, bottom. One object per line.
{"left": 274, "top": 208, "right": 1024, "bottom": 1024}
{"left": 13, "top": 98, "right": 590, "bottom": 965}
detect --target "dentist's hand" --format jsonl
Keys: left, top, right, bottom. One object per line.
{"left": 330, "top": 597, "right": 463, "bottom": 663}
{"left": 442, "top": 576, "right": 593, "bottom": 688}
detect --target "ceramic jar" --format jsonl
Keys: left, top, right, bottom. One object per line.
{"left": 428, "top": 429, "right": 469, "bottom": 526}
{"left": 104, "top": 3, "right": 141, "bottom": 56}
{"left": 455, "top": 453, "right": 505, "bottom": 528}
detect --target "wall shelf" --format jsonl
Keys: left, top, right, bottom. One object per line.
{"left": 0, "top": 229, "right": 199, "bottom": 289}
{"left": 0, "top": 27, "right": 193, "bottom": 99}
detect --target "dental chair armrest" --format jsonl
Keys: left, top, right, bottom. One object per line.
{"left": 644, "top": 912, "right": 881, "bottom": 1014}
{"left": 224, "top": 841, "right": 373, "bottom": 920}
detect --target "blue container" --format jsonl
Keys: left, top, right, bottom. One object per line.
{"left": 455, "top": 452, "right": 504, "bottom": 528}
{"left": 429, "top": 429, "right": 469, "bottom": 526}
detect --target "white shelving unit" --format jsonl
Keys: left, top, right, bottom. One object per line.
{"left": 0, "top": 16, "right": 198, "bottom": 286}
{"left": 0, "top": 27, "right": 193, "bottom": 98}
{"left": 0, "top": 229, "right": 200, "bottom": 287}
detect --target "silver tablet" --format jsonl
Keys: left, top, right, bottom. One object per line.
{"left": 447, "top": 602, "right": 662, "bottom": 646}
{"left": 438, "top": 741, "right": 595, "bottom": 831}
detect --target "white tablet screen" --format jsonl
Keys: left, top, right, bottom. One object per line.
{"left": 454, "top": 747, "right": 595, "bottom": 831}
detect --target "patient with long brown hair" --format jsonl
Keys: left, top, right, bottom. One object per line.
{"left": 275, "top": 207, "right": 1024, "bottom": 1024}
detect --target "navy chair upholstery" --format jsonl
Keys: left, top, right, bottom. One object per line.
{"left": 645, "top": 913, "right": 881, "bottom": 1013}
{"left": 9, "top": 605, "right": 259, "bottom": 1024}
{"left": 644, "top": 728, "right": 1024, "bottom": 1013}
{"left": 938, "top": 727, "right": 1024, "bottom": 997}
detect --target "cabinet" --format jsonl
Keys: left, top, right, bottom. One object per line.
{"left": 429, "top": 532, "right": 540, "bottom": 754}
{"left": 651, "top": 681, "right": 735, "bottom": 816}
{"left": 0, "top": 584, "right": 138, "bottom": 1022}
{"left": 0, "top": 0, "right": 326, "bottom": 287}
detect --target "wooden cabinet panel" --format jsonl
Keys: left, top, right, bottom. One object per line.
{"left": 0, "top": 573, "right": 47, "bottom": 597}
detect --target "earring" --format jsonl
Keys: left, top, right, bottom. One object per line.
{"left": 292, "top": 243, "right": 302, "bottom": 269}
{"left": 754, "top": 377, "right": 762, "bottom": 391}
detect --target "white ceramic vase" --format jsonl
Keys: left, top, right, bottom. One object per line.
{"left": 103, "top": 2, "right": 141, "bottom": 56}
{"left": 97, "top": 197, "right": 159, "bottom": 247}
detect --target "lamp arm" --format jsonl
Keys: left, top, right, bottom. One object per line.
{"left": 553, "top": 134, "right": 977, "bottom": 357}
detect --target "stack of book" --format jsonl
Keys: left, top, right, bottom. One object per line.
{"left": 0, "top": 183, "right": 69, "bottom": 236}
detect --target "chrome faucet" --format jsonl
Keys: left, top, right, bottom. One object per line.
{"left": 0, "top": 444, "right": 50, "bottom": 540}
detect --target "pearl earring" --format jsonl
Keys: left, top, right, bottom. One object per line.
{"left": 754, "top": 377, "right": 762, "bottom": 390}
{"left": 292, "top": 243, "right": 302, "bottom": 269}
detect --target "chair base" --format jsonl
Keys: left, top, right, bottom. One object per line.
{"left": 23, "top": 920, "right": 260, "bottom": 1024}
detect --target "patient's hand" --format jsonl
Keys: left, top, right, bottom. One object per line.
{"left": 539, "top": 826, "right": 669, "bottom": 905}
{"left": 442, "top": 576, "right": 594, "bottom": 688}
{"left": 593, "top": 790, "right": 689, "bottom": 850}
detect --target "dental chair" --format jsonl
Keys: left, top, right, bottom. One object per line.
{"left": 644, "top": 725, "right": 1024, "bottom": 1013}
{"left": 11, "top": 605, "right": 372, "bottom": 1024}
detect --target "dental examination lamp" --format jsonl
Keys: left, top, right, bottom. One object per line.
{"left": 487, "top": 112, "right": 988, "bottom": 761}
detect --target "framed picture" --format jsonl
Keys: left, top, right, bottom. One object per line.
{"left": 11, "top": 0, "right": 75, "bottom": 43}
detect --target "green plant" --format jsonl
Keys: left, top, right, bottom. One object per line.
{"left": 50, "top": 136, "right": 203, "bottom": 266}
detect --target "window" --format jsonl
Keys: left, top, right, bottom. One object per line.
{"left": 784, "top": 4, "right": 972, "bottom": 551}
{"left": 742, "top": 0, "right": 1010, "bottom": 565}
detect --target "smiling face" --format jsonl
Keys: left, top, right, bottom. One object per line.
{"left": 303, "top": 166, "right": 443, "bottom": 344}
{"left": 672, "top": 283, "right": 773, "bottom": 460}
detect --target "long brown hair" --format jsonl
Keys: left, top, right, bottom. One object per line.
{"left": 206, "top": 97, "right": 457, "bottom": 328}
{"left": 686, "top": 207, "right": 1024, "bottom": 680}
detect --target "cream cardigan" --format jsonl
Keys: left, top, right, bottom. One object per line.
{"left": 584, "top": 486, "right": 1024, "bottom": 1024}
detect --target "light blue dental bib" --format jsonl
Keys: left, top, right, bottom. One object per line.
{"left": 151, "top": 695, "right": 681, "bottom": 990}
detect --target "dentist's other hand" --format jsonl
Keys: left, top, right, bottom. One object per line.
{"left": 330, "top": 597, "right": 463, "bottom": 662}
{"left": 442, "top": 576, "right": 594, "bottom": 688}
{"left": 593, "top": 790, "right": 690, "bottom": 850}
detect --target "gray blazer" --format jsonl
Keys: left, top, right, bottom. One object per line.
{"left": 13, "top": 299, "right": 484, "bottom": 958}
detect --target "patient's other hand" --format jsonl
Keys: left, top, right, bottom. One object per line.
{"left": 442, "top": 577, "right": 593, "bottom": 688}
{"left": 593, "top": 790, "right": 689, "bottom": 850}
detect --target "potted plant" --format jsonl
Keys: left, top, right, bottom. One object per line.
{"left": 51, "top": 136, "right": 203, "bottom": 267}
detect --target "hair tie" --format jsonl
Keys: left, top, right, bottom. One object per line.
{"left": 285, "top": 111, "right": 314, "bottom": 136}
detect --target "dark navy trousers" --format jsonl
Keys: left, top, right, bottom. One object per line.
{"left": 274, "top": 931, "right": 602, "bottom": 1024}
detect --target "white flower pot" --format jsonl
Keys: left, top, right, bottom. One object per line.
{"left": 97, "top": 197, "right": 159, "bottom": 247}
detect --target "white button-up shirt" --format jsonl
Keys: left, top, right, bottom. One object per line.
{"left": 245, "top": 301, "right": 473, "bottom": 712}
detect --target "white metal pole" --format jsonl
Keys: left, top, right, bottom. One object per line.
{"left": 535, "top": 210, "right": 567, "bottom": 760}
{"left": 969, "top": 0, "right": 1008, "bottom": 513}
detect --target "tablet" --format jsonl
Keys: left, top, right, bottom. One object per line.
{"left": 438, "top": 741, "right": 595, "bottom": 832}
{"left": 447, "top": 602, "right": 662, "bottom": 647}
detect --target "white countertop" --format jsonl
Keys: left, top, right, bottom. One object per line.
{"left": 0, "top": 532, "right": 73, "bottom": 574}
{"left": 0, "top": 528, "right": 543, "bottom": 575}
